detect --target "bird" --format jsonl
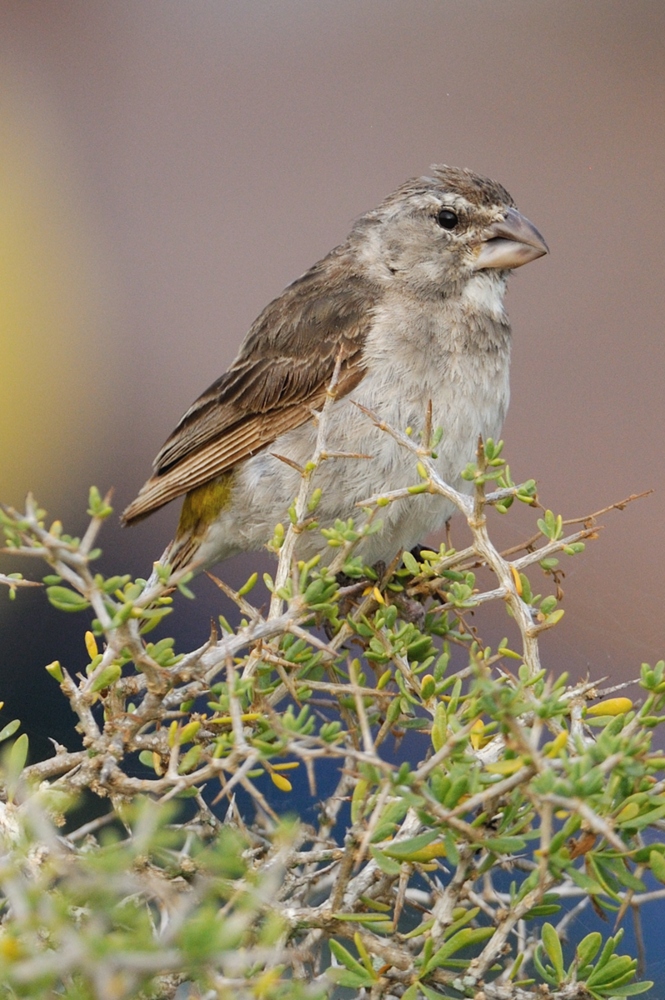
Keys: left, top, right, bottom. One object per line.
{"left": 122, "top": 165, "right": 548, "bottom": 575}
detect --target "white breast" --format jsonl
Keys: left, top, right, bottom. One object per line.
{"left": 206, "top": 274, "right": 512, "bottom": 566}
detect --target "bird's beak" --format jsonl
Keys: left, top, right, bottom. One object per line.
{"left": 474, "top": 207, "right": 549, "bottom": 270}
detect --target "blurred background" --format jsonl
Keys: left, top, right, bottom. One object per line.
{"left": 0, "top": 0, "right": 664, "bottom": 979}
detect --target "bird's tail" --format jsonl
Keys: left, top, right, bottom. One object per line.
{"left": 141, "top": 480, "right": 230, "bottom": 588}
{"left": 145, "top": 532, "right": 206, "bottom": 589}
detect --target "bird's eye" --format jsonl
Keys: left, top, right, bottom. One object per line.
{"left": 436, "top": 208, "right": 459, "bottom": 230}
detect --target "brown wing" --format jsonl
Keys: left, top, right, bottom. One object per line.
{"left": 121, "top": 258, "right": 375, "bottom": 524}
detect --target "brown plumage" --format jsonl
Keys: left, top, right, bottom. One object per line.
{"left": 122, "top": 262, "right": 371, "bottom": 524}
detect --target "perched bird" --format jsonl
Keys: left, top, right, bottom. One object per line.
{"left": 122, "top": 165, "right": 547, "bottom": 573}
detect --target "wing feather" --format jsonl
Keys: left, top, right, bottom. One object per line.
{"left": 122, "top": 258, "right": 375, "bottom": 525}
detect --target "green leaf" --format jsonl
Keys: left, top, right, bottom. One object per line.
{"left": 650, "top": 849, "right": 665, "bottom": 883}
{"left": 381, "top": 830, "right": 440, "bottom": 861}
{"left": 46, "top": 585, "right": 90, "bottom": 612}
{"left": 533, "top": 942, "right": 559, "bottom": 986}
{"left": 565, "top": 866, "right": 605, "bottom": 895}
{"left": 332, "top": 970, "right": 375, "bottom": 988}
{"left": 400, "top": 986, "right": 419, "bottom": 1000}
{"left": 483, "top": 836, "right": 526, "bottom": 854}
{"left": 523, "top": 902, "right": 561, "bottom": 918}
{"left": 89, "top": 664, "right": 122, "bottom": 693}
{"left": 369, "top": 847, "right": 401, "bottom": 876}
{"left": 237, "top": 572, "right": 258, "bottom": 597}
{"left": 586, "top": 958, "right": 637, "bottom": 991}
{"left": 593, "top": 931, "right": 621, "bottom": 972}
{"left": 178, "top": 744, "right": 203, "bottom": 774}
{"left": 402, "top": 550, "right": 420, "bottom": 575}
{"left": 541, "top": 922, "right": 565, "bottom": 982}
{"left": 575, "top": 931, "right": 602, "bottom": 972}
{"left": 537, "top": 510, "right": 563, "bottom": 541}
{"left": 329, "top": 938, "right": 369, "bottom": 978}
{"left": 331, "top": 912, "right": 392, "bottom": 924}
{"left": 45, "top": 660, "right": 65, "bottom": 682}
{"left": 442, "top": 829, "right": 460, "bottom": 866}
{"left": 0, "top": 719, "right": 20, "bottom": 742}
{"left": 421, "top": 926, "right": 494, "bottom": 975}
{"left": 595, "top": 855, "right": 645, "bottom": 893}
{"left": 442, "top": 907, "right": 480, "bottom": 940}
{"left": 4, "top": 732, "right": 29, "bottom": 801}
{"left": 419, "top": 986, "right": 461, "bottom": 1000}
{"left": 87, "top": 485, "right": 113, "bottom": 518}
{"left": 602, "top": 982, "right": 654, "bottom": 996}
{"left": 8, "top": 732, "right": 29, "bottom": 775}
{"left": 618, "top": 802, "right": 665, "bottom": 829}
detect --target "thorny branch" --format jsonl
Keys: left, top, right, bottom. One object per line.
{"left": 0, "top": 405, "right": 662, "bottom": 1000}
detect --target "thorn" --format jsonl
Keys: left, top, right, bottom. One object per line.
{"left": 269, "top": 452, "right": 305, "bottom": 474}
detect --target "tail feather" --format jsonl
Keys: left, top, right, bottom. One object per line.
{"left": 145, "top": 532, "right": 206, "bottom": 589}
{"left": 167, "top": 533, "right": 206, "bottom": 574}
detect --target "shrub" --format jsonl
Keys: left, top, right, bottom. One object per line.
{"left": 0, "top": 422, "right": 662, "bottom": 1000}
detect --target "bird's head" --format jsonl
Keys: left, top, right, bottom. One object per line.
{"left": 352, "top": 164, "right": 548, "bottom": 299}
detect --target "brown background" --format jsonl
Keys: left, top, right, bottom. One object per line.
{"left": 1, "top": 1, "right": 664, "bottom": 691}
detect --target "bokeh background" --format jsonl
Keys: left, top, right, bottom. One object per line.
{"left": 1, "top": 0, "right": 664, "bottom": 984}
